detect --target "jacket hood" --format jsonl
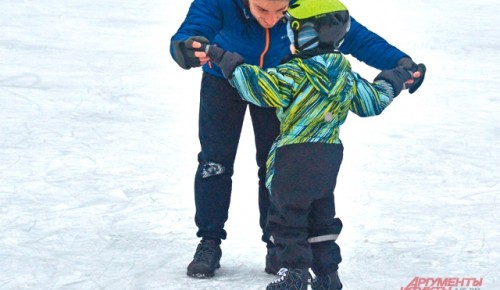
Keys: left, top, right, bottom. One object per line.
{"left": 293, "top": 51, "right": 349, "bottom": 100}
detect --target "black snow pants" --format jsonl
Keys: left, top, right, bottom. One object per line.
{"left": 267, "top": 142, "right": 344, "bottom": 274}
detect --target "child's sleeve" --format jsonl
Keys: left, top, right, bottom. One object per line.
{"left": 229, "top": 64, "right": 294, "bottom": 108}
{"left": 349, "top": 71, "right": 394, "bottom": 117}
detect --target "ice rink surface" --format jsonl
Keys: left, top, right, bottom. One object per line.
{"left": 1, "top": 0, "right": 499, "bottom": 289}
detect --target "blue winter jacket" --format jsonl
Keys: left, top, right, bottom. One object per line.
{"left": 170, "top": 0, "right": 409, "bottom": 78}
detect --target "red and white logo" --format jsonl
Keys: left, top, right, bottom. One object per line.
{"left": 400, "top": 277, "right": 484, "bottom": 290}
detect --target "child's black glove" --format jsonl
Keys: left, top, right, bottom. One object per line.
{"left": 375, "top": 66, "right": 412, "bottom": 98}
{"left": 397, "top": 57, "right": 427, "bottom": 94}
{"left": 202, "top": 44, "right": 244, "bottom": 79}
{"left": 172, "top": 36, "right": 210, "bottom": 69}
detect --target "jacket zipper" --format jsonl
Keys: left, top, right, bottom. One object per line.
{"left": 259, "top": 28, "right": 270, "bottom": 68}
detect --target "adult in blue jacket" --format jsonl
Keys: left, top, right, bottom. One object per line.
{"left": 170, "top": 0, "right": 426, "bottom": 279}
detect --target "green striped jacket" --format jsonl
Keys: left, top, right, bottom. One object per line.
{"left": 229, "top": 52, "right": 394, "bottom": 190}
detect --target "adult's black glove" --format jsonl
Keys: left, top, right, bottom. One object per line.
{"left": 397, "top": 57, "right": 427, "bottom": 94}
{"left": 203, "top": 44, "right": 244, "bottom": 79}
{"left": 374, "top": 66, "right": 412, "bottom": 98}
{"left": 172, "top": 36, "right": 210, "bottom": 70}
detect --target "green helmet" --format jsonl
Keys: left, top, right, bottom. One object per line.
{"left": 286, "top": 0, "right": 350, "bottom": 51}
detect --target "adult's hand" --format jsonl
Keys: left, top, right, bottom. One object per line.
{"left": 398, "top": 57, "right": 427, "bottom": 94}
{"left": 172, "top": 36, "right": 210, "bottom": 69}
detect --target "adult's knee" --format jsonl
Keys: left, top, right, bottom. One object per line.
{"left": 197, "top": 159, "right": 235, "bottom": 179}
{"left": 199, "top": 161, "right": 225, "bottom": 178}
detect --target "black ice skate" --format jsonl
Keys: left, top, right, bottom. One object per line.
{"left": 266, "top": 268, "right": 309, "bottom": 290}
{"left": 311, "top": 271, "right": 343, "bottom": 290}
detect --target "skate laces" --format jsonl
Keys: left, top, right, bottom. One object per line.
{"left": 270, "top": 268, "right": 289, "bottom": 284}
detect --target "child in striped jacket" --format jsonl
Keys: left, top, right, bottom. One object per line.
{"left": 203, "top": 0, "right": 419, "bottom": 288}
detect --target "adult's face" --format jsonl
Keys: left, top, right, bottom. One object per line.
{"left": 248, "top": 0, "right": 289, "bottom": 29}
